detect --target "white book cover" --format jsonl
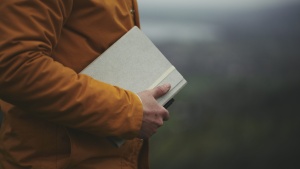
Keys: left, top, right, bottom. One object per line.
{"left": 80, "top": 26, "right": 187, "bottom": 147}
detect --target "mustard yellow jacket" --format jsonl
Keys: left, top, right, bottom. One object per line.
{"left": 0, "top": 0, "right": 148, "bottom": 169}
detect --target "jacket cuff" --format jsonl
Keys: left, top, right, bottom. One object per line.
{"left": 125, "top": 91, "right": 143, "bottom": 139}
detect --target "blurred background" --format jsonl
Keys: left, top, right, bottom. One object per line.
{"left": 138, "top": 0, "right": 300, "bottom": 168}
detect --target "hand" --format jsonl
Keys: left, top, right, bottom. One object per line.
{"left": 137, "top": 84, "right": 171, "bottom": 139}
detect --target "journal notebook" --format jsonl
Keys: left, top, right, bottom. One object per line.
{"left": 80, "top": 26, "right": 187, "bottom": 147}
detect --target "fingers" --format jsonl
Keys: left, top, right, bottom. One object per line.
{"left": 161, "top": 108, "right": 170, "bottom": 121}
{"left": 150, "top": 83, "right": 171, "bottom": 99}
{"left": 137, "top": 83, "right": 171, "bottom": 139}
{"left": 138, "top": 112, "right": 168, "bottom": 139}
{"left": 151, "top": 83, "right": 171, "bottom": 121}
{"left": 154, "top": 105, "right": 170, "bottom": 127}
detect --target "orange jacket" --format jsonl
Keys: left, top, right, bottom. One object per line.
{"left": 0, "top": 0, "right": 148, "bottom": 169}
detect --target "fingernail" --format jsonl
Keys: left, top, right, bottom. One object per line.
{"left": 164, "top": 83, "right": 171, "bottom": 89}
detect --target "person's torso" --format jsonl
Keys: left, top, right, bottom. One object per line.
{"left": 52, "top": 0, "right": 140, "bottom": 72}
{"left": 0, "top": 1, "right": 148, "bottom": 169}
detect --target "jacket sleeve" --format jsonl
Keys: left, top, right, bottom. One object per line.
{"left": 0, "top": 0, "right": 143, "bottom": 139}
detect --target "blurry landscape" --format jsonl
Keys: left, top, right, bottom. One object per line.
{"left": 0, "top": 1, "right": 299, "bottom": 169}
{"left": 139, "top": 1, "right": 300, "bottom": 169}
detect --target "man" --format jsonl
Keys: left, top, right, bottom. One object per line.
{"left": 0, "top": 0, "right": 170, "bottom": 169}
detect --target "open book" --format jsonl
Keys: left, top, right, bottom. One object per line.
{"left": 80, "top": 26, "right": 187, "bottom": 147}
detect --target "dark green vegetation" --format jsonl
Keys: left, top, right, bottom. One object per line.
{"left": 142, "top": 2, "right": 300, "bottom": 169}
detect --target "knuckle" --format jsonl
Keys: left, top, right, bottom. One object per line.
{"left": 160, "top": 108, "right": 169, "bottom": 120}
{"left": 164, "top": 113, "right": 170, "bottom": 121}
{"left": 157, "top": 119, "right": 164, "bottom": 127}
{"left": 156, "top": 86, "right": 165, "bottom": 95}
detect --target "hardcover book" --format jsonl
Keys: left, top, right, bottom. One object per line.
{"left": 80, "top": 26, "right": 187, "bottom": 147}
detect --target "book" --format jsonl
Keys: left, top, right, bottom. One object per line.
{"left": 80, "top": 26, "right": 187, "bottom": 147}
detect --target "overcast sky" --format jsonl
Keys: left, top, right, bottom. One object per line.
{"left": 138, "top": 0, "right": 299, "bottom": 43}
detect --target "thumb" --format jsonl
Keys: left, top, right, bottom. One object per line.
{"left": 150, "top": 83, "right": 171, "bottom": 99}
